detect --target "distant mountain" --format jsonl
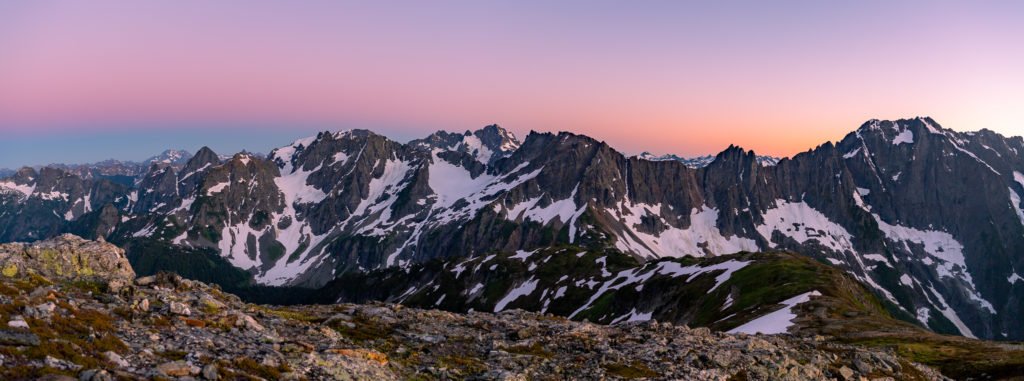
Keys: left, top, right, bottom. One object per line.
{"left": 3, "top": 118, "right": 1024, "bottom": 342}
{"left": 1, "top": 149, "right": 263, "bottom": 186}
{"left": 218, "top": 150, "right": 265, "bottom": 163}
{"left": 637, "top": 152, "right": 781, "bottom": 167}
{"left": 18, "top": 149, "right": 196, "bottom": 186}
{"left": 410, "top": 124, "right": 521, "bottom": 165}
{"left": 145, "top": 149, "right": 194, "bottom": 165}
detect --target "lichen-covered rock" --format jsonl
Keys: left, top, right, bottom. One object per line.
{"left": 0, "top": 234, "right": 134, "bottom": 290}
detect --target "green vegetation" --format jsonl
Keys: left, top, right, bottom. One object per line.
{"left": 264, "top": 241, "right": 286, "bottom": 262}
{"left": 437, "top": 354, "right": 488, "bottom": 375}
{"left": 501, "top": 342, "right": 554, "bottom": 358}
{"left": 66, "top": 280, "right": 108, "bottom": 295}
{"left": 2, "top": 305, "right": 128, "bottom": 379}
{"left": 840, "top": 334, "right": 1024, "bottom": 379}
{"left": 248, "top": 210, "right": 271, "bottom": 229}
{"left": 120, "top": 238, "right": 326, "bottom": 305}
{"left": 257, "top": 306, "right": 326, "bottom": 323}
{"left": 228, "top": 357, "right": 293, "bottom": 380}
{"left": 159, "top": 350, "right": 189, "bottom": 361}
{"left": 602, "top": 361, "right": 661, "bottom": 379}
{"left": 327, "top": 316, "right": 394, "bottom": 344}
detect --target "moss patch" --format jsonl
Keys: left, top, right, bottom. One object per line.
{"left": 602, "top": 361, "right": 661, "bottom": 379}
{"left": 2, "top": 264, "right": 18, "bottom": 277}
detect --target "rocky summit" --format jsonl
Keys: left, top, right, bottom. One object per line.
{"left": 0, "top": 236, "right": 964, "bottom": 380}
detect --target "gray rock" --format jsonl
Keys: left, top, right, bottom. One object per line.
{"left": 27, "top": 301, "right": 57, "bottom": 319}
{"left": 103, "top": 351, "right": 129, "bottom": 368}
{"left": 45, "top": 355, "right": 83, "bottom": 371}
{"left": 7, "top": 318, "right": 29, "bottom": 329}
{"left": 838, "top": 365, "right": 855, "bottom": 380}
{"left": 170, "top": 301, "right": 192, "bottom": 316}
{"left": 134, "top": 275, "right": 157, "bottom": 286}
{"left": 853, "top": 358, "right": 873, "bottom": 373}
{"left": 0, "top": 328, "right": 41, "bottom": 345}
{"left": 156, "top": 361, "right": 192, "bottom": 377}
{"left": 234, "top": 312, "right": 264, "bottom": 332}
{"left": 78, "top": 369, "right": 113, "bottom": 381}
{"left": 202, "top": 363, "right": 219, "bottom": 380}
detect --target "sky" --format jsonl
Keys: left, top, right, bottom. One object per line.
{"left": 1, "top": 1, "right": 1023, "bottom": 168}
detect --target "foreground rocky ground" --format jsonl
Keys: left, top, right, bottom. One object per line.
{"left": 0, "top": 234, "right": 987, "bottom": 380}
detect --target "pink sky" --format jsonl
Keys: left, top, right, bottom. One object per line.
{"left": 1, "top": 1, "right": 1023, "bottom": 159}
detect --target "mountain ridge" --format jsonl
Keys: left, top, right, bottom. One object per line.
{"left": 2, "top": 117, "right": 1024, "bottom": 342}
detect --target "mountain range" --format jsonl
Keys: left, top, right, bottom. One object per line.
{"left": 635, "top": 152, "right": 781, "bottom": 167}
{"left": 1, "top": 118, "right": 1023, "bottom": 343}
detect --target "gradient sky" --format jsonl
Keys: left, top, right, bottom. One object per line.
{"left": 2, "top": 1, "right": 1023, "bottom": 168}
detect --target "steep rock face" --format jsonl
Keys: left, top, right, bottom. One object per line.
{"left": 5, "top": 119, "right": 1024, "bottom": 341}
{"left": 175, "top": 146, "right": 221, "bottom": 196}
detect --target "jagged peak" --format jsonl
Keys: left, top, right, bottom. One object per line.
{"left": 415, "top": 125, "right": 519, "bottom": 150}
{"left": 182, "top": 146, "right": 221, "bottom": 175}
{"left": 36, "top": 165, "right": 74, "bottom": 178}
{"left": 14, "top": 166, "right": 38, "bottom": 181}
{"left": 521, "top": 130, "right": 607, "bottom": 150}
{"left": 411, "top": 125, "right": 521, "bottom": 165}
{"left": 276, "top": 129, "right": 380, "bottom": 152}
{"left": 478, "top": 124, "right": 520, "bottom": 149}
{"left": 857, "top": 117, "right": 945, "bottom": 134}
{"left": 228, "top": 152, "right": 260, "bottom": 163}
{"left": 329, "top": 129, "right": 378, "bottom": 141}
{"left": 193, "top": 146, "right": 218, "bottom": 159}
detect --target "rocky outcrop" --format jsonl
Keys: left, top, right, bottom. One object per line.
{"left": 0, "top": 234, "right": 134, "bottom": 290}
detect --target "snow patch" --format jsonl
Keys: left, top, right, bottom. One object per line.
{"left": 510, "top": 249, "right": 536, "bottom": 261}
{"left": 757, "top": 200, "right": 855, "bottom": 253}
{"left": 842, "top": 147, "right": 861, "bottom": 159}
{"left": 861, "top": 254, "right": 891, "bottom": 267}
{"left": 274, "top": 165, "right": 327, "bottom": 205}
{"left": 568, "top": 259, "right": 751, "bottom": 318}
{"left": 872, "top": 214, "right": 993, "bottom": 314}
{"left": 893, "top": 129, "right": 914, "bottom": 145}
{"left": 332, "top": 152, "right": 349, "bottom": 163}
{"left": 916, "top": 307, "right": 931, "bottom": 325}
{"left": 206, "top": 182, "right": 229, "bottom": 196}
{"left": 493, "top": 278, "right": 539, "bottom": 312}
{"left": 612, "top": 203, "right": 758, "bottom": 258}
{"left": 900, "top": 274, "right": 914, "bottom": 287}
{"left": 727, "top": 291, "right": 820, "bottom": 335}
{"left": 610, "top": 308, "right": 653, "bottom": 324}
